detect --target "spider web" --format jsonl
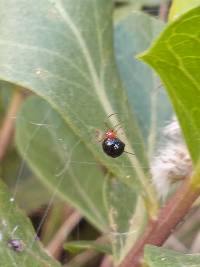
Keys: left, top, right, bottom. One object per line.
{"left": 0, "top": 100, "right": 149, "bottom": 266}
{"left": 0, "top": 74, "right": 176, "bottom": 267}
{"left": 0, "top": 0, "right": 177, "bottom": 265}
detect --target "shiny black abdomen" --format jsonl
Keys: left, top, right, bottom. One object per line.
{"left": 102, "top": 138, "right": 125, "bottom": 158}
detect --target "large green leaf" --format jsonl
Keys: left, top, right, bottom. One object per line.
{"left": 115, "top": 11, "right": 172, "bottom": 157}
{"left": 140, "top": 6, "right": 200, "bottom": 165}
{"left": 0, "top": 0, "right": 150, "bottom": 194}
{"left": 0, "top": 179, "right": 61, "bottom": 267}
{"left": 16, "top": 96, "right": 109, "bottom": 232}
{"left": 169, "top": 0, "right": 200, "bottom": 21}
{"left": 15, "top": 7, "right": 171, "bottom": 264}
{"left": 16, "top": 96, "right": 143, "bottom": 262}
{"left": 107, "top": 12, "right": 171, "bottom": 264}
{"left": 145, "top": 245, "right": 200, "bottom": 267}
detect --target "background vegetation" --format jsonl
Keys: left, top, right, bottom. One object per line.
{"left": 0, "top": 1, "right": 200, "bottom": 267}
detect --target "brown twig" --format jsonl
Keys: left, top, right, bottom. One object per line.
{"left": 41, "top": 203, "right": 74, "bottom": 244}
{"left": 158, "top": 1, "right": 169, "bottom": 21}
{"left": 0, "top": 88, "right": 25, "bottom": 161}
{"left": 99, "top": 255, "right": 113, "bottom": 267}
{"left": 191, "top": 232, "right": 200, "bottom": 252}
{"left": 46, "top": 211, "right": 82, "bottom": 258}
{"left": 119, "top": 176, "right": 200, "bottom": 267}
{"left": 164, "top": 235, "right": 187, "bottom": 252}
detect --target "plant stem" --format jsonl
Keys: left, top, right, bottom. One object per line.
{"left": 46, "top": 211, "right": 82, "bottom": 258}
{"left": 164, "top": 235, "right": 187, "bottom": 252}
{"left": 119, "top": 176, "right": 200, "bottom": 267}
{"left": 158, "top": 2, "right": 169, "bottom": 21}
{"left": 190, "top": 231, "right": 200, "bottom": 252}
{"left": 0, "top": 88, "right": 25, "bottom": 161}
{"left": 99, "top": 255, "right": 113, "bottom": 267}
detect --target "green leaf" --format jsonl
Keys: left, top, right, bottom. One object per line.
{"left": 139, "top": 6, "right": 200, "bottom": 165}
{"left": 169, "top": 0, "right": 200, "bottom": 21}
{"left": 16, "top": 96, "right": 109, "bottom": 232}
{"left": 0, "top": 179, "right": 61, "bottom": 267}
{"left": 115, "top": 11, "right": 172, "bottom": 157}
{"left": 15, "top": 8, "right": 171, "bottom": 263}
{"left": 145, "top": 245, "right": 200, "bottom": 267}
{"left": 105, "top": 178, "right": 146, "bottom": 263}
{"left": 112, "top": 12, "right": 172, "bottom": 263}
{"left": 16, "top": 95, "right": 145, "bottom": 264}
{"left": 64, "top": 240, "right": 111, "bottom": 254}
{"left": 0, "top": 0, "right": 157, "bottom": 208}
{"left": 16, "top": 95, "right": 145, "bottom": 263}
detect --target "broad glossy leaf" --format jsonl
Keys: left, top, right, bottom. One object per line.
{"left": 140, "top": 6, "right": 200, "bottom": 165}
{"left": 115, "top": 11, "right": 172, "bottom": 157}
{"left": 16, "top": 96, "right": 109, "bottom": 232}
{"left": 169, "top": 0, "right": 200, "bottom": 21}
{"left": 0, "top": 0, "right": 151, "bottom": 195}
{"left": 14, "top": 9, "right": 168, "bottom": 262}
{"left": 145, "top": 245, "right": 200, "bottom": 267}
{"left": 16, "top": 96, "right": 145, "bottom": 264}
{"left": 0, "top": 179, "right": 61, "bottom": 267}
{"left": 15, "top": 8, "right": 170, "bottom": 263}
{"left": 105, "top": 12, "right": 172, "bottom": 264}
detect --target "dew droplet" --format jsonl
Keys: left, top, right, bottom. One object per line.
{"left": 35, "top": 68, "right": 42, "bottom": 75}
{"left": 10, "top": 197, "right": 15, "bottom": 202}
{"left": 161, "top": 257, "right": 166, "bottom": 261}
{"left": 35, "top": 68, "right": 48, "bottom": 80}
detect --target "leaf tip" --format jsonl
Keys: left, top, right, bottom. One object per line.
{"left": 136, "top": 50, "right": 150, "bottom": 63}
